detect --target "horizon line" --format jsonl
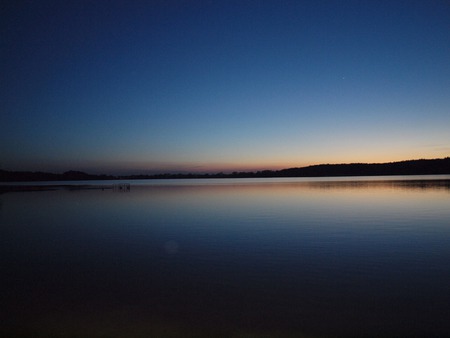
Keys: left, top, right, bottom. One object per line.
{"left": 2, "top": 156, "right": 449, "bottom": 177}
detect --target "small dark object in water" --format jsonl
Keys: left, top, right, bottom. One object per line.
{"left": 113, "top": 183, "right": 130, "bottom": 192}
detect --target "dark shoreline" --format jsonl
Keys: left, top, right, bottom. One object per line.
{"left": 0, "top": 184, "right": 113, "bottom": 193}
{"left": 1, "top": 157, "right": 450, "bottom": 183}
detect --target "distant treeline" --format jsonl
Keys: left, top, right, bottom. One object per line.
{"left": 1, "top": 157, "right": 450, "bottom": 182}
{"left": 0, "top": 170, "right": 116, "bottom": 182}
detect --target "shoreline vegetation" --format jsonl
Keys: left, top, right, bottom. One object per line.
{"left": 1, "top": 157, "right": 450, "bottom": 183}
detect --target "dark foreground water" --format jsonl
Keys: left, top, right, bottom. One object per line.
{"left": 2, "top": 176, "right": 450, "bottom": 337}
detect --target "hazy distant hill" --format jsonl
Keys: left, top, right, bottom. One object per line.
{"left": 0, "top": 170, "right": 115, "bottom": 182}
{"left": 1, "top": 158, "right": 450, "bottom": 182}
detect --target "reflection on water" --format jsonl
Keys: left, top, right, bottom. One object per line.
{"left": 1, "top": 177, "right": 450, "bottom": 337}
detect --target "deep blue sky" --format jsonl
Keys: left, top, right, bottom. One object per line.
{"left": 2, "top": 0, "right": 450, "bottom": 174}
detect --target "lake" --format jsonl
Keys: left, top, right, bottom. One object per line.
{"left": 1, "top": 176, "right": 450, "bottom": 337}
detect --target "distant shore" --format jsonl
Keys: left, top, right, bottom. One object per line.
{"left": 0, "top": 184, "right": 113, "bottom": 193}
{"left": 1, "top": 157, "right": 450, "bottom": 182}
{"left": 0, "top": 183, "right": 134, "bottom": 193}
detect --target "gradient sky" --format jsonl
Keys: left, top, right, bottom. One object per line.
{"left": 2, "top": 0, "right": 450, "bottom": 174}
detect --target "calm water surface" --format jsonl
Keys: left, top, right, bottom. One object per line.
{"left": 1, "top": 176, "right": 450, "bottom": 337}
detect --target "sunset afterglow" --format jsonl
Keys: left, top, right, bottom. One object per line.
{"left": 2, "top": 1, "right": 449, "bottom": 174}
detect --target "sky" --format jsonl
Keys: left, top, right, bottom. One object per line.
{"left": 1, "top": 0, "right": 450, "bottom": 174}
